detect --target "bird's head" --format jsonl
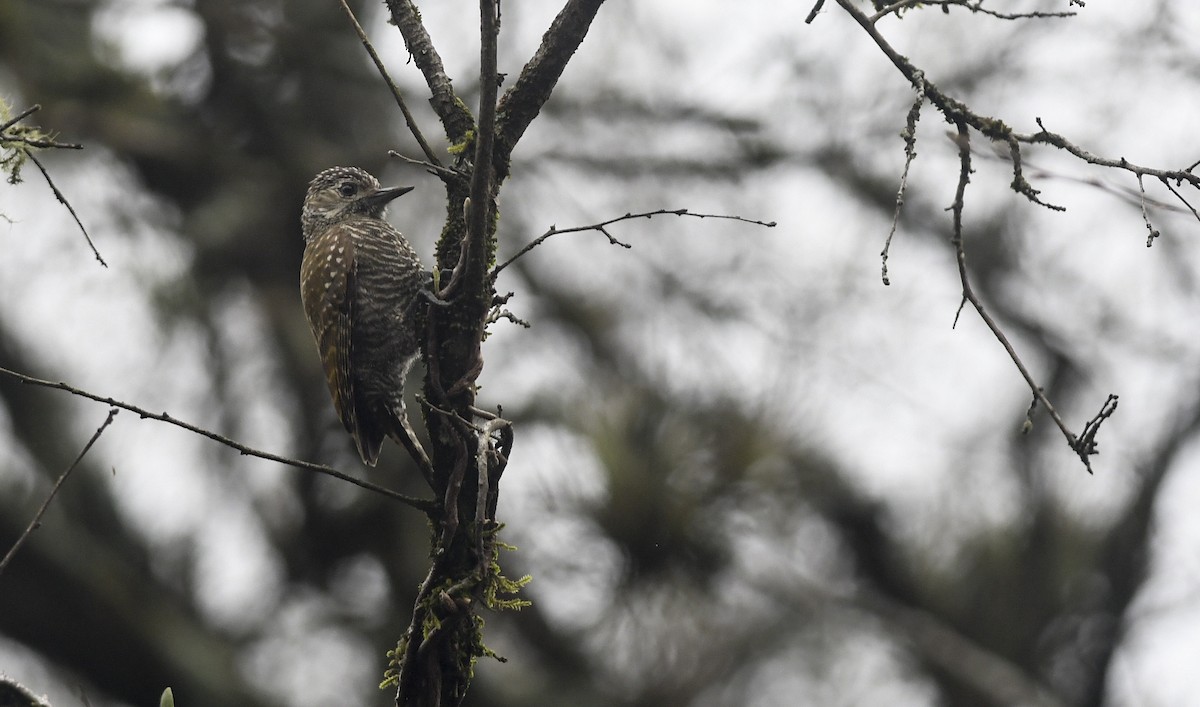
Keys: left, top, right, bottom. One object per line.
{"left": 301, "top": 166, "right": 414, "bottom": 241}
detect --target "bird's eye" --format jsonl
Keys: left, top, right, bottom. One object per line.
{"left": 338, "top": 183, "right": 358, "bottom": 197}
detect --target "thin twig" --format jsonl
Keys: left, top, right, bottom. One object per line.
{"left": 946, "top": 122, "right": 1111, "bottom": 474}
{"left": 870, "top": 0, "right": 1076, "bottom": 24}
{"left": 338, "top": 0, "right": 442, "bottom": 168}
{"left": 4, "top": 135, "right": 82, "bottom": 150}
{"left": 387, "top": 150, "right": 463, "bottom": 183}
{"left": 0, "top": 104, "right": 43, "bottom": 133}
{"left": 485, "top": 291, "right": 530, "bottom": 329}
{"left": 805, "top": 0, "right": 827, "bottom": 24}
{"left": 3, "top": 107, "right": 102, "bottom": 266}
{"left": 1017, "top": 118, "right": 1200, "bottom": 220}
{"left": 1075, "top": 394, "right": 1119, "bottom": 463}
{"left": 384, "top": 0, "right": 475, "bottom": 142}
{"left": 492, "top": 208, "right": 777, "bottom": 277}
{"left": 1022, "top": 391, "right": 1039, "bottom": 435}
{"left": 833, "top": 0, "right": 1059, "bottom": 210}
{"left": 494, "top": 0, "right": 609, "bottom": 179}
{"left": 1136, "top": 174, "right": 1160, "bottom": 247}
{"left": 475, "top": 416, "right": 511, "bottom": 526}
{"left": 0, "top": 366, "right": 436, "bottom": 513}
{"left": 970, "top": 142, "right": 1191, "bottom": 214}
{"left": 833, "top": 0, "right": 1200, "bottom": 218}
{"left": 834, "top": 0, "right": 1125, "bottom": 473}
{"left": 883, "top": 82, "right": 925, "bottom": 285}
{"left": 1021, "top": 117, "right": 1200, "bottom": 191}
{"left": 26, "top": 152, "right": 106, "bottom": 267}
{"left": 1159, "top": 176, "right": 1200, "bottom": 224}
{"left": 0, "top": 408, "right": 118, "bottom": 577}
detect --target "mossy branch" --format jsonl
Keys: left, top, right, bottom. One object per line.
{"left": 0, "top": 99, "right": 104, "bottom": 266}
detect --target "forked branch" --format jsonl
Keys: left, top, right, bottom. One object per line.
{"left": 492, "top": 208, "right": 777, "bottom": 277}
{"left": 823, "top": 0, "right": 1146, "bottom": 472}
{"left": 945, "top": 124, "right": 1115, "bottom": 473}
{"left": 1, "top": 102, "right": 105, "bottom": 267}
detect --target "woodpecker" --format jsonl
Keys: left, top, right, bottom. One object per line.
{"left": 300, "top": 166, "right": 425, "bottom": 466}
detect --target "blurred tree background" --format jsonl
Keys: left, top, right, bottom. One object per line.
{"left": 4, "top": 0, "right": 1200, "bottom": 705}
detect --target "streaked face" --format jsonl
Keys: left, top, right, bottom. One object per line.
{"left": 300, "top": 167, "right": 383, "bottom": 241}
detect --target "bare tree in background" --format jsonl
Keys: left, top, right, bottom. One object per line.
{"left": 4, "top": 1, "right": 1200, "bottom": 706}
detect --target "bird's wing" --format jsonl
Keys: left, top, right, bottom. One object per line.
{"left": 340, "top": 264, "right": 384, "bottom": 465}
{"left": 301, "top": 229, "right": 375, "bottom": 463}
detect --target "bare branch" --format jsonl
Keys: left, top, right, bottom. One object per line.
{"left": 830, "top": 0, "right": 1174, "bottom": 471}
{"left": 833, "top": 0, "right": 1200, "bottom": 218}
{"left": 840, "top": 0, "right": 1064, "bottom": 207}
{"left": 0, "top": 408, "right": 118, "bottom": 578}
{"left": 465, "top": 0, "right": 500, "bottom": 288}
{"left": 0, "top": 365, "right": 436, "bottom": 513}
{"left": 870, "top": 0, "right": 1077, "bottom": 24}
{"left": 2, "top": 103, "right": 103, "bottom": 267}
{"left": 1075, "top": 394, "right": 1119, "bottom": 465}
{"left": 1020, "top": 117, "right": 1200, "bottom": 191}
{"left": 486, "top": 291, "right": 530, "bottom": 329}
{"left": 26, "top": 152, "right": 107, "bottom": 267}
{"left": 805, "top": 0, "right": 827, "bottom": 24}
{"left": 946, "top": 122, "right": 1113, "bottom": 474}
{"left": 388, "top": 150, "right": 463, "bottom": 183}
{"left": 1136, "top": 174, "right": 1161, "bottom": 247}
{"left": 339, "top": 0, "right": 442, "bottom": 168}
{"left": 0, "top": 103, "right": 42, "bottom": 134}
{"left": 1159, "top": 176, "right": 1200, "bottom": 225}
{"left": 475, "top": 415, "right": 511, "bottom": 527}
{"left": 383, "top": 0, "right": 475, "bottom": 142}
{"left": 3, "top": 135, "right": 82, "bottom": 150}
{"left": 492, "top": 208, "right": 777, "bottom": 277}
{"left": 494, "top": 0, "right": 608, "bottom": 179}
{"left": 882, "top": 84, "right": 924, "bottom": 285}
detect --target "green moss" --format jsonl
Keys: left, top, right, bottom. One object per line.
{"left": 481, "top": 534, "right": 531, "bottom": 612}
{"left": 379, "top": 638, "right": 406, "bottom": 689}
{"left": 0, "top": 96, "right": 53, "bottom": 185}
{"left": 447, "top": 129, "right": 475, "bottom": 156}
{"left": 379, "top": 525, "right": 531, "bottom": 691}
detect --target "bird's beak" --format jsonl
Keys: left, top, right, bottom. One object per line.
{"left": 363, "top": 184, "right": 415, "bottom": 208}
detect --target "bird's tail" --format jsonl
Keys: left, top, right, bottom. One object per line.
{"left": 386, "top": 404, "right": 435, "bottom": 486}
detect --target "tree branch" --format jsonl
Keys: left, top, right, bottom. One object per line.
{"left": 0, "top": 366, "right": 436, "bottom": 513}
{"left": 26, "top": 152, "right": 107, "bottom": 268}
{"left": 869, "top": 0, "right": 1076, "bottom": 24}
{"left": 827, "top": 0, "right": 1151, "bottom": 472}
{"left": 339, "top": 0, "right": 442, "bottom": 168}
{"left": 492, "top": 208, "right": 777, "bottom": 277}
{"left": 0, "top": 104, "right": 42, "bottom": 133}
{"left": 383, "top": 0, "right": 475, "bottom": 143}
{"left": 832, "top": 0, "right": 1200, "bottom": 218}
{"left": 392, "top": 2, "right": 513, "bottom": 704}
{"left": 882, "top": 85, "right": 924, "bottom": 286}
{"left": 1, "top": 103, "right": 105, "bottom": 267}
{"left": 946, "top": 122, "right": 1114, "bottom": 474}
{"left": 1019, "top": 117, "right": 1200, "bottom": 192}
{"left": 0, "top": 408, "right": 117, "bottom": 578}
{"left": 464, "top": 0, "right": 500, "bottom": 291}
{"left": 494, "top": 0, "right": 608, "bottom": 180}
